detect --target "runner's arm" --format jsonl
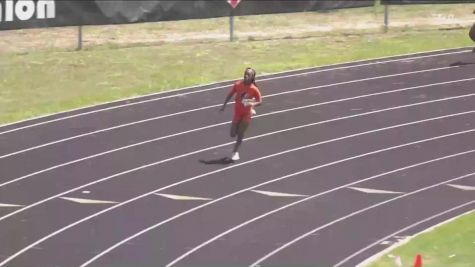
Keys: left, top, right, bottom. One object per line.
{"left": 220, "top": 85, "right": 236, "bottom": 111}
{"left": 249, "top": 88, "right": 262, "bottom": 108}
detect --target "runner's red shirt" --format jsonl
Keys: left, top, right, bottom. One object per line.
{"left": 231, "top": 80, "right": 262, "bottom": 115}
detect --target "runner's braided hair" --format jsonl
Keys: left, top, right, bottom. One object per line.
{"left": 245, "top": 67, "right": 257, "bottom": 86}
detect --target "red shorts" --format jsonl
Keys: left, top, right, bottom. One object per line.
{"left": 233, "top": 110, "right": 252, "bottom": 123}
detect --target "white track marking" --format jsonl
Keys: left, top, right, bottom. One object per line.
{"left": 248, "top": 173, "right": 475, "bottom": 267}
{"left": 1, "top": 93, "right": 475, "bottom": 225}
{"left": 8, "top": 129, "right": 475, "bottom": 267}
{"left": 4, "top": 102, "right": 475, "bottom": 266}
{"left": 0, "top": 48, "right": 468, "bottom": 134}
{"left": 0, "top": 105, "right": 222, "bottom": 159}
{"left": 159, "top": 149, "right": 475, "bottom": 267}
{"left": 154, "top": 193, "right": 212, "bottom": 201}
{"left": 86, "top": 147, "right": 475, "bottom": 267}
{"left": 0, "top": 65, "right": 459, "bottom": 159}
{"left": 60, "top": 197, "right": 118, "bottom": 204}
{"left": 0, "top": 47, "right": 471, "bottom": 134}
{"left": 446, "top": 184, "right": 475, "bottom": 191}
{"left": 335, "top": 202, "right": 475, "bottom": 267}
{"left": 1, "top": 77, "right": 474, "bottom": 191}
{"left": 83, "top": 149, "right": 475, "bottom": 267}
{"left": 251, "top": 190, "right": 308, "bottom": 198}
{"left": 348, "top": 187, "right": 404, "bottom": 194}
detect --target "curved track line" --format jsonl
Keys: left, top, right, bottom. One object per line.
{"left": 2, "top": 93, "right": 475, "bottom": 223}
{"left": 0, "top": 49, "right": 467, "bottom": 135}
{"left": 3, "top": 120, "right": 475, "bottom": 267}
{"left": 2, "top": 77, "right": 473, "bottom": 191}
{"left": 0, "top": 65, "right": 458, "bottom": 159}
{"left": 247, "top": 173, "right": 475, "bottom": 267}
{"left": 82, "top": 149, "right": 475, "bottom": 267}
{"left": 0, "top": 47, "right": 467, "bottom": 131}
{"left": 335, "top": 202, "right": 475, "bottom": 267}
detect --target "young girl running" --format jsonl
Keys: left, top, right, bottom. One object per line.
{"left": 220, "top": 67, "right": 262, "bottom": 161}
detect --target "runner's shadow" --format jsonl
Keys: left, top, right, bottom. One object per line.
{"left": 450, "top": 61, "right": 475, "bottom": 66}
{"left": 199, "top": 157, "right": 235, "bottom": 165}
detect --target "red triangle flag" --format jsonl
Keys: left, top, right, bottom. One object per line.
{"left": 227, "top": 0, "right": 241, "bottom": 9}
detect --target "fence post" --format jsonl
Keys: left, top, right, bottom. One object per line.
{"left": 384, "top": 4, "right": 389, "bottom": 32}
{"left": 229, "top": 11, "right": 235, "bottom": 42}
{"left": 77, "top": 25, "right": 83, "bottom": 50}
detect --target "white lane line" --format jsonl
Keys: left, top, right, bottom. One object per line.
{"left": 1, "top": 77, "right": 474, "bottom": 192}
{"left": 0, "top": 203, "right": 23, "bottom": 208}
{"left": 1, "top": 93, "right": 475, "bottom": 223}
{"left": 0, "top": 105, "right": 221, "bottom": 159}
{"left": 0, "top": 91, "right": 475, "bottom": 231}
{"left": 159, "top": 149, "right": 475, "bottom": 267}
{"left": 0, "top": 48, "right": 468, "bottom": 134}
{"left": 446, "top": 184, "right": 475, "bottom": 191}
{"left": 248, "top": 172, "right": 475, "bottom": 267}
{"left": 4, "top": 107, "right": 475, "bottom": 267}
{"left": 336, "top": 202, "right": 475, "bottom": 267}
{"left": 251, "top": 190, "right": 308, "bottom": 198}
{"left": 1, "top": 92, "right": 475, "bottom": 226}
{"left": 0, "top": 65, "right": 459, "bottom": 159}
{"left": 60, "top": 197, "right": 118, "bottom": 205}
{"left": 393, "top": 235, "right": 409, "bottom": 239}
{"left": 348, "top": 187, "right": 404, "bottom": 194}
{"left": 154, "top": 193, "right": 212, "bottom": 201}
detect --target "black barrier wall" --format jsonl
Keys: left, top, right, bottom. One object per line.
{"left": 0, "top": 0, "right": 374, "bottom": 31}
{"left": 382, "top": 0, "right": 475, "bottom": 4}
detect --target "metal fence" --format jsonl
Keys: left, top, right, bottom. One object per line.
{"left": 0, "top": 1, "right": 474, "bottom": 53}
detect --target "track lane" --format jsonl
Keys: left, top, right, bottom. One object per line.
{"left": 3, "top": 108, "right": 475, "bottom": 266}
{"left": 0, "top": 49, "right": 471, "bottom": 157}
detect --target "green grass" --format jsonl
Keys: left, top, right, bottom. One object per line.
{"left": 1, "top": 2, "right": 475, "bottom": 124}
{"left": 1, "top": 27, "right": 473, "bottom": 125}
{"left": 366, "top": 211, "right": 475, "bottom": 267}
